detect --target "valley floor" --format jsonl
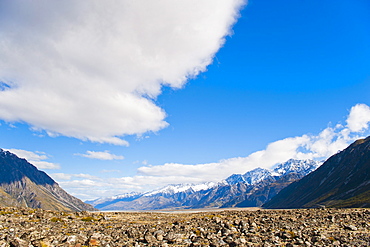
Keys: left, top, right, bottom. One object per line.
{"left": 0, "top": 206, "right": 369, "bottom": 246}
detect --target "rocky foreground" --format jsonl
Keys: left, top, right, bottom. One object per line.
{"left": 0, "top": 207, "right": 369, "bottom": 246}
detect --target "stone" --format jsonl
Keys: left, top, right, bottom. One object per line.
{"left": 9, "top": 238, "right": 29, "bottom": 247}
{"left": 154, "top": 230, "right": 164, "bottom": 241}
{"left": 0, "top": 207, "right": 368, "bottom": 246}
{"left": 344, "top": 224, "right": 358, "bottom": 231}
{"left": 144, "top": 232, "right": 156, "bottom": 243}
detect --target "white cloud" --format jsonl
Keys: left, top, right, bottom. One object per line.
{"left": 5, "top": 148, "right": 60, "bottom": 169}
{"left": 346, "top": 104, "right": 370, "bottom": 132}
{"left": 129, "top": 103, "right": 370, "bottom": 190}
{"left": 100, "top": 169, "right": 121, "bottom": 173}
{"left": 76, "top": 150, "right": 124, "bottom": 160}
{"left": 59, "top": 179, "right": 109, "bottom": 188}
{"left": 73, "top": 173, "right": 99, "bottom": 180}
{"left": 50, "top": 173, "right": 98, "bottom": 181}
{"left": 52, "top": 103, "right": 370, "bottom": 201}
{"left": 0, "top": 0, "right": 246, "bottom": 145}
{"left": 136, "top": 135, "right": 315, "bottom": 182}
{"left": 31, "top": 161, "right": 61, "bottom": 170}
{"left": 51, "top": 173, "right": 72, "bottom": 181}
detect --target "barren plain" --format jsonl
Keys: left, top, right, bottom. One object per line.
{"left": 0, "top": 207, "right": 369, "bottom": 246}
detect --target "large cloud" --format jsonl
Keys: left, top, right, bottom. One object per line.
{"left": 0, "top": 0, "right": 245, "bottom": 145}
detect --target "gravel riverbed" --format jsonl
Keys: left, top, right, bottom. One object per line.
{"left": 0, "top": 207, "right": 369, "bottom": 246}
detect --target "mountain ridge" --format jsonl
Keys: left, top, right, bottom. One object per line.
{"left": 0, "top": 149, "right": 96, "bottom": 212}
{"left": 264, "top": 136, "right": 370, "bottom": 209}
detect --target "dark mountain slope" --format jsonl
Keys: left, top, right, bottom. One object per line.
{"left": 264, "top": 136, "right": 370, "bottom": 209}
{"left": 0, "top": 149, "right": 95, "bottom": 211}
{"left": 228, "top": 172, "right": 304, "bottom": 208}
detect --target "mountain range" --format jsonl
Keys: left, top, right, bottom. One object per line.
{"left": 2, "top": 146, "right": 318, "bottom": 212}
{"left": 87, "top": 159, "right": 321, "bottom": 210}
{"left": 264, "top": 136, "right": 370, "bottom": 209}
{"left": 0, "top": 149, "right": 95, "bottom": 212}
{"left": 2, "top": 136, "right": 370, "bottom": 212}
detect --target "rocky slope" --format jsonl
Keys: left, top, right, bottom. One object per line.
{"left": 89, "top": 159, "right": 320, "bottom": 210}
{"left": 264, "top": 136, "right": 370, "bottom": 209}
{"left": 0, "top": 206, "right": 369, "bottom": 246}
{"left": 0, "top": 149, "right": 95, "bottom": 212}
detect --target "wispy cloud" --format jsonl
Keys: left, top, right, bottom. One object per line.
{"left": 56, "top": 104, "right": 370, "bottom": 200}
{"left": 137, "top": 104, "right": 370, "bottom": 181}
{"left": 76, "top": 150, "right": 124, "bottom": 160}
{"left": 0, "top": 0, "right": 246, "bottom": 145}
{"left": 100, "top": 169, "right": 121, "bottom": 173}
{"left": 51, "top": 173, "right": 98, "bottom": 181}
{"left": 4, "top": 149, "right": 60, "bottom": 170}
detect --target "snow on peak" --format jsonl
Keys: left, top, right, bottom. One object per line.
{"left": 242, "top": 167, "right": 272, "bottom": 185}
{"left": 109, "top": 192, "right": 142, "bottom": 200}
{"left": 225, "top": 174, "right": 246, "bottom": 185}
{"left": 144, "top": 182, "right": 219, "bottom": 197}
{"left": 226, "top": 167, "right": 271, "bottom": 185}
{"left": 226, "top": 159, "right": 321, "bottom": 186}
{"left": 88, "top": 159, "right": 321, "bottom": 206}
{"left": 87, "top": 191, "right": 142, "bottom": 205}
{"left": 272, "top": 159, "right": 321, "bottom": 176}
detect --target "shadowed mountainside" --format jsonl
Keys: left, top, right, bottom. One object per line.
{"left": 0, "top": 149, "right": 95, "bottom": 212}
{"left": 264, "top": 136, "right": 370, "bottom": 209}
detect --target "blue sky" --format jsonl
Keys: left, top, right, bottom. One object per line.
{"left": 0, "top": 0, "right": 369, "bottom": 200}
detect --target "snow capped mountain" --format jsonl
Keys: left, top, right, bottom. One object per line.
{"left": 107, "top": 192, "right": 143, "bottom": 200}
{"left": 87, "top": 159, "right": 322, "bottom": 210}
{"left": 242, "top": 167, "right": 272, "bottom": 185}
{"left": 226, "top": 168, "right": 271, "bottom": 185}
{"left": 225, "top": 174, "right": 246, "bottom": 185}
{"left": 88, "top": 182, "right": 221, "bottom": 208}
{"left": 225, "top": 159, "right": 321, "bottom": 186}
{"left": 144, "top": 182, "right": 220, "bottom": 197}
{"left": 271, "top": 159, "right": 321, "bottom": 176}
{"left": 86, "top": 192, "right": 142, "bottom": 207}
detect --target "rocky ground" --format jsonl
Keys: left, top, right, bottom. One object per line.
{"left": 0, "top": 207, "right": 369, "bottom": 246}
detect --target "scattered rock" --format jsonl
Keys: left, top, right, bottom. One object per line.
{"left": 0, "top": 207, "right": 369, "bottom": 246}
{"left": 344, "top": 224, "right": 358, "bottom": 231}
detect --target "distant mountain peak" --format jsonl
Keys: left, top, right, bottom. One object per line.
{"left": 90, "top": 159, "right": 320, "bottom": 211}
{"left": 271, "top": 159, "right": 321, "bottom": 176}
{"left": 144, "top": 182, "right": 220, "bottom": 197}
{"left": 242, "top": 167, "right": 272, "bottom": 185}
{"left": 226, "top": 159, "right": 321, "bottom": 186}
